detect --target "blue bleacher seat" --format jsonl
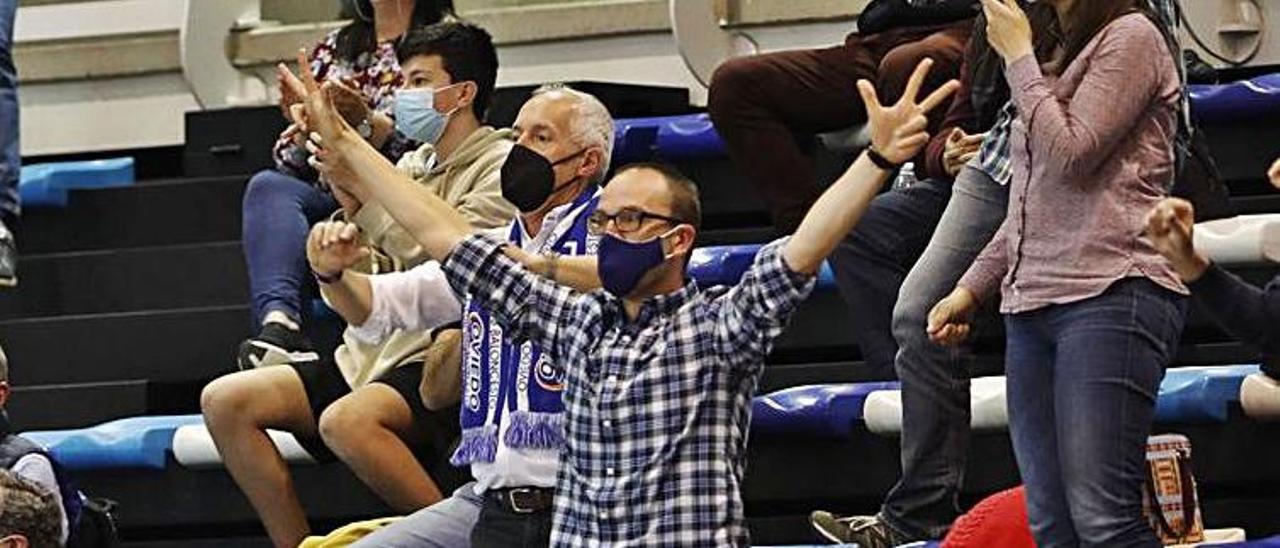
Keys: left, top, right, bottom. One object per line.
{"left": 19, "top": 157, "right": 135, "bottom": 208}
{"left": 752, "top": 382, "right": 899, "bottom": 439}
{"left": 21, "top": 414, "right": 202, "bottom": 471}
{"left": 613, "top": 113, "right": 725, "bottom": 164}
{"left": 688, "top": 244, "right": 837, "bottom": 290}
{"left": 1155, "top": 364, "right": 1260, "bottom": 424}
{"left": 1190, "top": 73, "right": 1280, "bottom": 123}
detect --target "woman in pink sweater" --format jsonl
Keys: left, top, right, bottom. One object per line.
{"left": 929, "top": 0, "right": 1184, "bottom": 545}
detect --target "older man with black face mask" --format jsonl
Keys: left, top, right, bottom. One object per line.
{"left": 303, "top": 51, "right": 955, "bottom": 545}
{"left": 308, "top": 84, "right": 613, "bottom": 548}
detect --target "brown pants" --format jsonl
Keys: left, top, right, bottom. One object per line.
{"left": 707, "top": 21, "right": 973, "bottom": 233}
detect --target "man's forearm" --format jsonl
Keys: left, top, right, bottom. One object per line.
{"left": 319, "top": 271, "right": 374, "bottom": 326}
{"left": 783, "top": 152, "right": 892, "bottom": 274}
{"left": 332, "top": 131, "right": 473, "bottom": 260}
{"left": 502, "top": 247, "right": 601, "bottom": 293}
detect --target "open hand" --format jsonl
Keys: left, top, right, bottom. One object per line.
{"left": 328, "top": 78, "right": 373, "bottom": 131}
{"left": 943, "top": 128, "right": 985, "bottom": 177}
{"left": 297, "top": 49, "right": 354, "bottom": 143}
{"left": 858, "top": 58, "right": 960, "bottom": 165}
{"left": 307, "top": 221, "right": 369, "bottom": 278}
{"left": 1144, "top": 198, "right": 1209, "bottom": 282}
{"left": 981, "top": 0, "right": 1034, "bottom": 62}
{"left": 927, "top": 286, "right": 978, "bottom": 346}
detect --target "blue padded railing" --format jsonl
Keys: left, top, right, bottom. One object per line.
{"left": 19, "top": 157, "right": 135, "bottom": 208}
{"left": 1189, "top": 73, "right": 1280, "bottom": 123}
{"left": 688, "top": 244, "right": 837, "bottom": 289}
{"left": 1155, "top": 364, "right": 1259, "bottom": 424}
{"left": 752, "top": 382, "right": 899, "bottom": 439}
{"left": 21, "top": 415, "right": 202, "bottom": 471}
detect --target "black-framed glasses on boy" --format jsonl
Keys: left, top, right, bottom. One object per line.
{"left": 587, "top": 208, "right": 684, "bottom": 236}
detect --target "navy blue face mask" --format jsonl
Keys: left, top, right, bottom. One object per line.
{"left": 596, "top": 229, "right": 676, "bottom": 298}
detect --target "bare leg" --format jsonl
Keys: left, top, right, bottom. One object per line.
{"left": 201, "top": 366, "right": 318, "bottom": 548}
{"left": 320, "top": 383, "right": 445, "bottom": 512}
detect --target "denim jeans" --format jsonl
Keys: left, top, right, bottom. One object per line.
{"left": 1006, "top": 277, "right": 1186, "bottom": 548}
{"left": 350, "top": 482, "right": 484, "bottom": 548}
{"left": 879, "top": 166, "right": 1009, "bottom": 540}
{"left": 241, "top": 169, "right": 339, "bottom": 325}
{"left": 830, "top": 177, "right": 952, "bottom": 379}
{"left": 0, "top": 0, "right": 19, "bottom": 221}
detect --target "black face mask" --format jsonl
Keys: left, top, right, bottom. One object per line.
{"left": 500, "top": 144, "right": 588, "bottom": 213}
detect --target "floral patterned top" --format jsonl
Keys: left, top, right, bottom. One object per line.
{"left": 273, "top": 29, "right": 418, "bottom": 181}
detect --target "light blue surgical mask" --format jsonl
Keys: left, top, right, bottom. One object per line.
{"left": 394, "top": 84, "right": 462, "bottom": 145}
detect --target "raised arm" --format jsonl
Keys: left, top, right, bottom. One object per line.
{"left": 298, "top": 51, "right": 474, "bottom": 262}
{"left": 783, "top": 58, "right": 959, "bottom": 274}
{"left": 982, "top": 0, "right": 1172, "bottom": 180}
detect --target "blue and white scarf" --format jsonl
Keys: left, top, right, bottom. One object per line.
{"left": 451, "top": 186, "right": 601, "bottom": 466}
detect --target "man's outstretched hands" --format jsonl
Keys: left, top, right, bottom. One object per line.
{"left": 857, "top": 58, "right": 960, "bottom": 166}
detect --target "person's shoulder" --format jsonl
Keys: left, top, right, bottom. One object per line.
{"left": 1102, "top": 12, "right": 1165, "bottom": 43}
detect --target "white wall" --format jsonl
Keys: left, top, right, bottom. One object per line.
{"left": 16, "top": 5, "right": 852, "bottom": 157}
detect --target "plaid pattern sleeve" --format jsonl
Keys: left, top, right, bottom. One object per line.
{"left": 713, "top": 238, "right": 815, "bottom": 373}
{"left": 441, "top": 233, "right": 581, "bottom": 353}
{"left": 971, "top": 102, "right": 1015, "bottom": 186}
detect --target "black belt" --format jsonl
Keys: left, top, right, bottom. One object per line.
{"left": 486, "top": 486, "right": 555, "bottom": 514}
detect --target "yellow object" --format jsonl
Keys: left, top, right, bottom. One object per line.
{"left": 299, "top": 517, "right": 402, "bottom": 548}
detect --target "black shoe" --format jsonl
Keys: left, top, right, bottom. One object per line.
{"left": 809, "top": 512, "right": 910, "bottom": 547}
{"left": 236, "top": 322, "right": 320, "bottom": 370}
{"left": 0, "top": 221, "right": 16, "bottom": 288}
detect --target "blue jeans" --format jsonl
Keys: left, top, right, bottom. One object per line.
{"left": 830, "top": 177, "right": 952, "bottom": 379}
{"left": 1006, "top": 277, "right": 1187, "bottom": 548}
{"left": 879, "top": 166, "right": 1008, "bottom": 540}
{"left": 241, "top": 169, "right": 338, "bottom": 325}
{"left": 0, "top": 0, "right": 19, "bottom": 221}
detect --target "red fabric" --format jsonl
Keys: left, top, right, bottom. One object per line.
{"left": 941, "top": 487, "right": 1035, "bottom": 548}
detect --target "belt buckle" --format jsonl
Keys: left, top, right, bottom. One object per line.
{"left": 506, "top": 487, "right": 539, "bottom": 514}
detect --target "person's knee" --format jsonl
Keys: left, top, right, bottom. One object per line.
{"left": 877, "top": 38, "right": 963, "bottom": 103}
{"left": 242, "top": 170, "right": 297, "bottom": 212}
{"left": 318, "top": 395, "right": 377, "bottom": 453}
{"left": 707, "top": 56, "right": 759, "bottom": 117}
{"left": 201, "top": 374, "right": 259, "bottom": 430}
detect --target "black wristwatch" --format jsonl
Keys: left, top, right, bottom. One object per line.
{"left": 865, "top": 146, "right": 901, "bottom": 171}
{"left": 313, "top": 268, "right": 344, "bottom": 284}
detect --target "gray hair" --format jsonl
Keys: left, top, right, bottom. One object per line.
{"left": 533, "top": 84, "right": 615, "bottom": 184}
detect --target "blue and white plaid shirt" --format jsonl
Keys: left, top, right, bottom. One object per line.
{"left": 442, "top": 233, "right": 815, "bottom": 546}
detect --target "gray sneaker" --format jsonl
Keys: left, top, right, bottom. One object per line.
{"left": 0, "top": 221, "right": 16, "bottom": 288}
{"left": 810, "top": 511, "right": 906, "bottom": 547}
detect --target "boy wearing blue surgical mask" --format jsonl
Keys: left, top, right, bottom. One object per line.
{"left": 201, "top": 21, "right": 516, "bottom": 548}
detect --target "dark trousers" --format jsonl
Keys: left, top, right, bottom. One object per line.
{"left": 706, "top": 21, "right": 971, "bottom": 233}
{"left": 830, "top": 178, "right": 952, "bottom": 379}
{"left": 471, "top": 497, "right": 552, "bottom": 548}
{"left": 0, "top": 0, "right": 18, "bottom": 221}
{"left": 241, "top": 169, "right": 338, "bottom": 325}
{"left": 1006, "top": 277, "right": 1186, "bottom": 548}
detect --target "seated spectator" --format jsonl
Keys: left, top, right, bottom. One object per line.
{"left": 302, "top": 47, "right": 956, "bottom": 544}
{"left": 707, "top": 0, "right": 976, "bottom": 233}
{"left": 1145, "top": 178, "right": 1280, "bottom": 378}
{"left": 313, "top": 84, "right": 613, "bottom": 548}
{"left": 201, "top": 22, "right": 514, "bottom": 548}
{"left": 0, "top": 345, "right": 69, "bottom": 546}
{"left": 237, "top": 0, "right": 454, "bottom": 370}
{"left": 0, "top": 470, "right": 61, "bottom": 548}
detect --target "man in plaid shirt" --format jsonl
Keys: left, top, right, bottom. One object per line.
{"left": 301, "top": 57, "right": 956, "bottom": 545}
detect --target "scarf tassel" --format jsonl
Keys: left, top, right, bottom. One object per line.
{"left": 503, "top": 410, "right": 566, "bottom": 451}
{"left": 449, "top": 424, "right": 499, "bottom": 466}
